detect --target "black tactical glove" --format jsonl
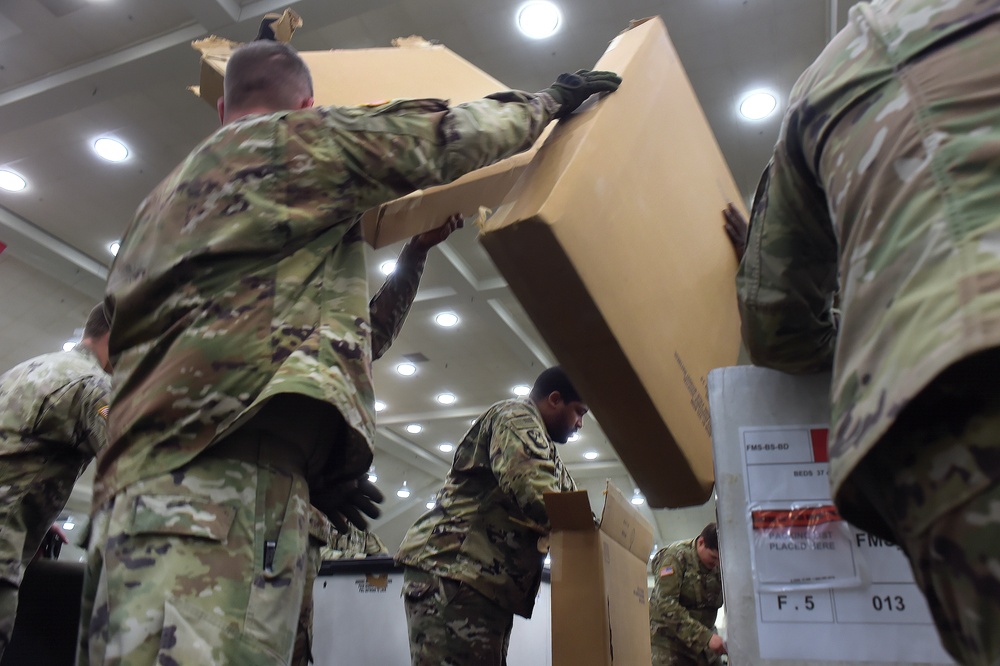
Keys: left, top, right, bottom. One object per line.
{"left": 539, "top": 69, "right": 622, "bottom": 119}
{"left": 312, "top": 475, "right": 385, "bottom": 532}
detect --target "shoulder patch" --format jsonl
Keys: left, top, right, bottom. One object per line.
{"left": 98, "top": 405, "right": 110, "bottom": 420}
{"left": 659, "top": 566, "right": 674, "bottom": 577}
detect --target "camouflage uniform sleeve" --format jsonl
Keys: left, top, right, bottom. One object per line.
{"left": 488, "top": 416, "right": 564, "bottom": 533}
{"left": 302, "top": 92, "right": 557, "bottom": 215}
{"left": 650, "top": 550, "right": 714, "bottom": 651}
{"left": 370, "top": 242, "right": 427, "bottom": 360}
{"left": 363, "top": 531, "right": 389, "bottom": 557}
{"left": 735, "top": 109, "right": 839, "bottom": 373}
{"left": 79, "top": 374, "right": 112, "bottom": 458}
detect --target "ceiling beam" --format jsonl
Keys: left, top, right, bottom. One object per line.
{"left": 0, "top": 23, "right": 207, "bottom": 109}
{"left": 376, "top": 428, "right": 451, "bottom": 479}
{"left": 0, "top": 205, "right": 106, "bottom": 298}
{"left": 178, "top": 0, "right": 240, "bottom": 29}
{"left": 487, "top": 298, "right": 554, "bottom": 367}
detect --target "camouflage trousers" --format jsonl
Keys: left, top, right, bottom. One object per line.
{"left": 402, "top": 567, "right": 514, "bottom": 666}
{"left": 651, "top": 640, "right": 722, "bottom": 666}
{"left": 77, "top": 442, "right": 326, "bottom": 665}
{"left": 844, "top": 351, "right": 1000, "bottom": 666}
{"left": 0, "top": 449, "right": 85, "bottom": 659}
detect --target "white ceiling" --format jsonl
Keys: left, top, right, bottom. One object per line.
{"left": 0, "top": 0, "right": 858, "bottom": 552}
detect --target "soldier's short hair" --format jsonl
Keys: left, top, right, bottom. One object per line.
{"left": 224, "top": 41, "right": 314, "bottom": 111}
{"left": 699, "top": 522, "right": 719, "bottom": 551}
{"left": 83, "top": 304, "right": 110, "bottom": 339}
{"left": 529, "top": 366, "right": 583, "bottom": 404}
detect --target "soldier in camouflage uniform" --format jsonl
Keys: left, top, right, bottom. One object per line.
{"left": 735, "top": 2, "right": 1000, "bottom": 663}
{"left": 0, "top": 304, "right": 110, "bottom": 659}
{"left": 396, "top": 366, "right": 586, "bottom": 665}
{"left": 320, "top": 523, "right": 389, "bottom": 561}
{"left": 649, "top": 523, "right": 724, "bottom": 666}
{"left": 82, "top": 37, "right": 619, "bottom": 665}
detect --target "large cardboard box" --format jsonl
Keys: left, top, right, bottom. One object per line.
{"left": 545, "top": 482, "right": 653, "bottom": 665}
{"left": 191, "top": 34, "right": 544, "bottom": 248}
{"left": 480, "top": 17, "right": 744, "bottom": 508}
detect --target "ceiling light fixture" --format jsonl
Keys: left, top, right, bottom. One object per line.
{"left": 739, "top": 91, "right": 777, "bottom": 120}
{"left": 584, "top": 451, "right": 599, "bottom": 460}
{"left": 436, "top": 392, "right": 456, "bottom": 405}
{"left": 396, "top": 481, "right": 411, "bottom": 499}
{"left": 379, "top": 260, "right": 396, "bottom": 275}
{"left": 0, "top": 170, "right": 26, "bottom": 192}
{"left": 109, "top": 241, "right": 120, "bottom": 256}
{"left": 517, "top": 1, "right": 561, "bottom": 39}
{"left": 406, "top": 423, "right": 423, "bottom": 434}
{"left": 512, "top": 384, "right": 530, "bottom": 397}
{"left": 374, "top": 400, "right": 386, "bottom": 412}
{"left": 367, "top": 467, "right": 378, "bottom": 483}
{"left": 62, "top": 341, "right": 77, "bottom": 352}
{"left": 567, "top": 433, "right": 580, "bottom": 442}
{"left": 425, "top": 499, "right": 436, "bottom": 510}
{"left": 434, "top": 312, "right": 459, "bottom": 327}
{"left": 396, "top": 362, "right": 416, "bottom": 376}
{"left": 630, "top": 489, "right": 646, "bottom": 506}
{"left": 63, "top": 521, "right": 75, "bottom": 531}
{"left": 438, "top": 443, "right": 454, "bottom": 453}
{"left": 94, "top": 137, "right": 129, "bottom": 162}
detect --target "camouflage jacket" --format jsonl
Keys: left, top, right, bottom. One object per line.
{"left": 0, "top": 345, "right": 110, "bottom": 583}
{"left": 649, "top": 539, "right": 722, "bottom": 656}
{"left": 395, "top": 398, "right": 576, "bottom": 618}
{"left": 320, "top": 524, "right": 389, "bottom": 561}
{"left": 99, "top": 93, "right": 557, "bottom": 505}
{"left": 736, "top": 0, "right": 1000, "bottom": 506}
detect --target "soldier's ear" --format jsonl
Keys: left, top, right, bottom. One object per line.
{"left": 217, "top": 97, "right": 226, "bottom": 125}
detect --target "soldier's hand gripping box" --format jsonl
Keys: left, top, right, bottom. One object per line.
{"left": 480, "top": 17, "right": 744, "bottom": 508}
{"left": 190, "top": 28, "right": 545, "bottom": 249}
{"left": 544, "top": 482, "right": 654, "bottom": 665}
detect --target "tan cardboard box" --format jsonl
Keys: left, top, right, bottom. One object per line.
{"left": 480, "top": 17, "right": 744, "bottom": 508}
{"left": 191, "top": 35, "right": 544, "bottom": 248}
{"left": 545, "top": 482, "right": 653, "bottom": 665}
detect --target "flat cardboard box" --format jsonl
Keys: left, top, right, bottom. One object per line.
{"left": 480, "top": 17, "right": 744, "bottom": 508}
{"left": 545, "top": 482, "right": 653, "bottom": 665}
{"left": 191, "top": 35, "right": 543, "bottom": 248}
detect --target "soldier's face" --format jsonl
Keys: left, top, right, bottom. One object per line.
{"left": 696, "top": 538, "right": 720, "bottom": 570}
{"left": 545, "top": 395, "right": 589, "bottom": 443}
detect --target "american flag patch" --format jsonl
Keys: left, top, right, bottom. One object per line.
{"left": 659, "top": 566, "right": 674, "bottom": 577}
{"left": 98, "top": 405, "right": 110, "bottom": 420}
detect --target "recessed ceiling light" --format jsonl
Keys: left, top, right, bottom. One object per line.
{"left": 379, "top": 260, "right": 396, "bottom": 275}
{"left": 406, "top": 423, "right": 423, "bottom": 434}
{"left": 434, "top": 312, "right": 459, "bottom": 327}
{"left": 739, "top": 91, "right": 777, "bottom": 120}
{"left": 517, "top": 1, "right": 561, "bottom": 39}
{"left": 568, "top": 433, "right": 580, "bottom": 442}
{"left": 62, "top": 521, "right": 75, "bottom": 531}
{"left": 436, "top": 392, "right": 456, "bottom": 405}
{"left": 374, "top": 400, "right": 386, "bottom": 412}
{"left": 396, "top": 482, "right": 411, "bottom": 499}
{"left": 0, "top": 170, "right": 26, "bottom": 192}
{"left": 438, "top": 443, "right": 454, "bottom": 453}
{"left": 396, "top": 362, "right": 416, "bottom": 376}
{"left": 62, "top": 341, "right": 77, "bottom": 352}
{"left": 109, "top": 241, "right": 120, "bottom": 256}
{"left": 584, "top": 451, "right": 599, "bottom": 460}
{"left": 367, "top": 468, "right": 378, "bottom": 483}
{"left": 512, "top": 384, "right": 530, "bottom": 396}
{"left": 94, "top": 137, "right": 129, "bottom": 162}
{"left": 425, "top": 499, "right": 436, "bottom": 510}
{"left": 630, "top": 490, "right": 646, "bottom": 506}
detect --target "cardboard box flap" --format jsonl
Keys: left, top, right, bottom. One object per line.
{"left": 543, "top": 491, "right": 596, "bottom": 531}
{"left": 598, "top": 483, "right": 654, "bottom": 561}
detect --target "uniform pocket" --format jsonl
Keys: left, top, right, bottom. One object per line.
{"left": 126, "top": 494, "right": 236, "bottom": 542}
{"left": 401, "top": 580, "right": 435, "bottom": 603}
